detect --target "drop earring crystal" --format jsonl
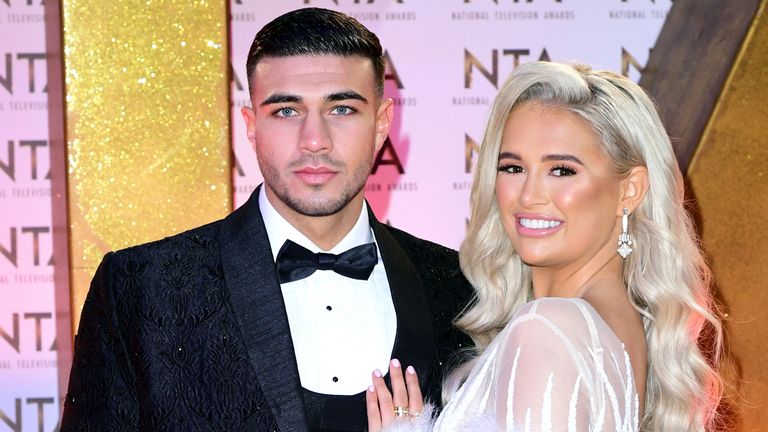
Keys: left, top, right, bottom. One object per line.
{"left": 617, "top": 208, "right": 633, "bottom": 259}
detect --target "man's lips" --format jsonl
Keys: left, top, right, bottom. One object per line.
{"left": 294, "top": 166, "right": 338, "bottom": 184}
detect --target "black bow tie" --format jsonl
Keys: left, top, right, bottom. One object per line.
{"left": 275, "top": 239, "right": 378, "bottom": 284}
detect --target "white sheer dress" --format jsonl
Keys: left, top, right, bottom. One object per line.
{"left": 390, "top": 297, "right": 640, "bottom": 431}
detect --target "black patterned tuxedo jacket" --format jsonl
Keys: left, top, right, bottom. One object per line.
{"left": 60, "top": 189, "right": 473, "bottom": 432}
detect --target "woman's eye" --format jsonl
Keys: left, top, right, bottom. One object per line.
{"left": 498, "top": 164, "right": 524, "bottom": 174}
{"left": 551, "top": 165, "right": 578, "bottom": 177}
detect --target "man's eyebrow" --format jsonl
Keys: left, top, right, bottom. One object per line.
{"left": 541, "top": 154, "right": 584, "bottom": 166}
{"left": 326, "top": 91, "right": 368, "bottom": 104}
{"left": 259, "top": 91, "right": 368, "bottom": 106}
{"left": 260, "top": 94, "right": 301, "bottom": 106}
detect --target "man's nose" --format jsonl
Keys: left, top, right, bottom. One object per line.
{"left": 299, "top": 111, "right": 332, "bottom": 153}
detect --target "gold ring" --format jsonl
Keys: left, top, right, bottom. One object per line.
{"left": 393, "top": 406, "right": 409, "bottom": 417}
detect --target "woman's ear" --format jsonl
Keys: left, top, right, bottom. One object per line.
{"left": 617, "top": 166, "right": 649, "bottom": 215}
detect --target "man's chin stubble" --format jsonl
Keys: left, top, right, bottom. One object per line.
{"left": 277, "top": 186, "right": 362, "bottom": 218}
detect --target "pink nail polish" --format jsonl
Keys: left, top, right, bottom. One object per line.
{"left": 391, "top": 358, "right": 401, "bottom": 368}
{"left": 406, "top": 366, "right": 416, "bottom": 374}
{"left": 368, "top": 385, "right": 375, "bottom": 392}
{"left": 374, "top": 369, "right": 382, "bottom": 377}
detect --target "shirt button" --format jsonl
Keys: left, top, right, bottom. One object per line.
{"left": 332, "top": 376, "right": 339, "bottom": 382}
{"left": 326, "top": 305, "right": 332, "bottom": 311}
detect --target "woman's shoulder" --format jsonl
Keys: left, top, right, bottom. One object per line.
{"left": 512, "top": 297, "right": 599, "bottom": 328}
{"left": 503, "top": 297, "right": 626, "bottom": 355}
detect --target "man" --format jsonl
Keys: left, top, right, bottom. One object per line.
{"left": 60, "top": 8, "right": 471, "bottom": 432}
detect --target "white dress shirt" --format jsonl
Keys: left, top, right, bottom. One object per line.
{"left": 259, "top": 189, "right": 397, "bottom": 395}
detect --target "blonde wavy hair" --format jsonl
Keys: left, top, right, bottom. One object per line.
{"left": 451, "top": 62, "right": 722, "bottom": 431}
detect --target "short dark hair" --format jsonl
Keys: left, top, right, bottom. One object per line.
{"left": 245, "top": 7, "right": 386, "bottom": 97}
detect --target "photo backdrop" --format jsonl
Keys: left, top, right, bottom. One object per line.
{"left": 230, "top": 0, "right": 673, "bottom": 249}
{"left": 1, "top": 1, "right": 58, "bottom": 432}
{"left": 0, "top": 1, "right": 672, "bottom": 430}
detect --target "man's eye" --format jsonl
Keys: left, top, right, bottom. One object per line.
{"left": 331, "top": 106, "right": 355, "bottom": 116}
{"left": 274, "top": 107, "right": 297, "bottom": 117}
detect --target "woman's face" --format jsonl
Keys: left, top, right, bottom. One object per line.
{"left": 495, "top": 101, "right": 623, "bottom": 269}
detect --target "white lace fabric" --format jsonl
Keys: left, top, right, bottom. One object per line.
{"left": 381, "top": 297, "right": 640, "bottom": 431}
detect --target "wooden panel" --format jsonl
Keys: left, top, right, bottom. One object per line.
{"left": 640, "top": 0, "right": 767, "bottom": 428}
{"left": 44, "top": 0, "right": 73, "bottom": 406}
{"left": 639, "top": 0, "right": 761, "bottom": 171}
{"left": 687, "top": 3, "right": 768, "bottom": 430}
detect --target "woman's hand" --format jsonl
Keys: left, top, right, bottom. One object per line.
{"left": 366, "top": 358, "right": 424, "bottom": 431}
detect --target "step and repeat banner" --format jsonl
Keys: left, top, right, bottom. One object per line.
{"left": 1, "top": 1, "right": 672, "bottom": 430}
{"left": 230, "top": 0, "right": 673, "bottom": 248}
{"left": 0, "top": 1, "right": 58, "bottom": 432}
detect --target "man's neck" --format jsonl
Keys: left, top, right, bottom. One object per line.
{"left": 265, "top": 190, "right": 365, "bottom": 251}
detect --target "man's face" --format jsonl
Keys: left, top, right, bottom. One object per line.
{"left": 241, "top": 55, "right": 393, "bottom": 219}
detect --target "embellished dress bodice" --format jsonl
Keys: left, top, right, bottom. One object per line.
{"left": 434, "top": 297, "right": 639, "bottom": 431}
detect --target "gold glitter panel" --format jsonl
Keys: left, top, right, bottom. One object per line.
{"left": 687, "top": 2, "right": 767, "bottom": 429}
{"left": 61, "top": 0, "right": 231, "bottom": 332}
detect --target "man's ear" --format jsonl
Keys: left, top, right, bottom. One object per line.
{"left": 374, "top": 98, "right": 394, "bottom": 153}
{"left": 240, "top": 106, "right": 257, "bottom": 147}
{"left": 617, "top": 166, "right": 649, "bottom": 215}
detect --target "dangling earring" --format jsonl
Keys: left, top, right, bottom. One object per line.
{"left": 617, "top": 208, "right": 633, "bottom": 259}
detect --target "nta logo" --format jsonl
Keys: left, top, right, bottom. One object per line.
{"left": 0, "top": 397, "right": 57, "bottom": 432}
{"left": 0, "top": 312, "right": 56, "bottom": 353}
{"left": 0, "top": 227, "right": 52, "bottom": 267}
{"left": 0, "top": 0, "right": 43, "bottom": 6}
{"left": 0, "top": 140, "right": 49, "bottom": 181}
{"left": 463, "top": 0, "right": 563, "bottom": 3}
{"left": 302, "top": 0, "right": 404, "bottom": 4}
{"left": 0, "top": 53, "right": 47, "bottom": 95}
{"left": 465, "top": 48, "right": 551, "bottom": 89}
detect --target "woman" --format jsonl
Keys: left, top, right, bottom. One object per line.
{"left": 367, "top": 62, "right": 723, "bottom": 431}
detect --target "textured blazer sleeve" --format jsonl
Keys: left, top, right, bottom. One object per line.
{"left": 60, "top": 252, "right": 140, "bottom": 431}
{"left": 383, "top": 226, "right": 475, "bottom": 406}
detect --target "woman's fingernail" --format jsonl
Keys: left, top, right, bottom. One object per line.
{"left": 391, "top": 358, "right": 401, "bottom": 368}
{"left": 368, "top": 385, "right": 375, "bottom": 392}
{"left": 406, "top": 365, "right": 416, "bottom": 374}
{"left": 374, "top": 369, "right": 382, "bottom": 377}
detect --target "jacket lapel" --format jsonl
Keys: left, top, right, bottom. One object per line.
{"left": 369, "top": 209, "right": 436, "bottom": 390}
{"left": 218, "top": 187, "right": 308, "bottom": 432}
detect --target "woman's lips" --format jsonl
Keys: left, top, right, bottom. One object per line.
{"left": 514, "top": 214, "right": 564, "bottom": 238}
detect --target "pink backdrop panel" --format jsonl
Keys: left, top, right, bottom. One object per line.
{"left": 0, "top": 1, "right": 61, "bottom": 430}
